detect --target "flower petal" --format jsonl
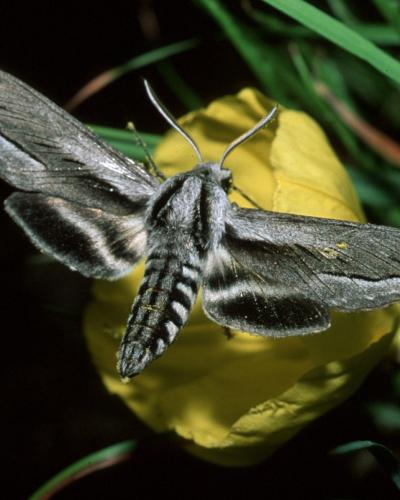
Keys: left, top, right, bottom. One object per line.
{"left": 84, "top": 87, "right": 399, "bottom": 466}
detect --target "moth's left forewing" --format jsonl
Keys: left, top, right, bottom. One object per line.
{"left": 202, "top": 206, "right": 400, "bottom": 337}
{"left": 0, "top": 69, "right": 158, "bottom": 278}
{"left": 0, "top": 69, "right": 159, "bottom": 214}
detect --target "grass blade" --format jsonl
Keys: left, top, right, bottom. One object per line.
{"left": 373, "top": 0, "right": 400, "bottom": 35}
{"left": 331, "top": 440, "right": 400, "bottom": 490}
{"left": 157, "top": 61, "right": 203, "bottom": 110}
{"left": 90, "top": 125, "right": 161, "bottom": 161}
{"left": 261, "top": 0, "right": 400, "bottom": 85}
{"left": 65, "top": 38, "right": 199, "bottom": 110}
{"left": 197, "top": 0, "right": 296, "bottom": 104}
{"left": 315, "top": 82, "right": 400, "bottom": 168}
{"left": 347, "top": 166, "right": 400, "bottom": 209}
{"left": 367, "top": 402, "right": 400, "bottom": 432}
{"left": 326, "top": 0, "right": 358, "bottom": 24}
{"left": 29, "top": 440, "right": 137, "bottom": 500}
{"left": 247, "top": 1, "right": 400, "bottom": 46}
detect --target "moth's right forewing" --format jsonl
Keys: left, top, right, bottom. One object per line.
{"left": 6, "top": 192, "right": 148, "bottom": 279}
{"left": 0, "top": 70, "right": 159, "bottom": 215}
{"left": 226, "top": 208, "right": 400, "bottom": 309}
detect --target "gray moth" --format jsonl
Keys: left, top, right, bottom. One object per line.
{"left": 0, "top": 69, "right": 399, "bottom": 379}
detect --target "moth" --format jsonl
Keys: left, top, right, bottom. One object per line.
{"left": 0, "top": 70, "right": 400, "bottom": 380}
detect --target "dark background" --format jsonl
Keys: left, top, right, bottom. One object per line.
{"left": 1, "top": 2, "right": 399, "bottom": 499}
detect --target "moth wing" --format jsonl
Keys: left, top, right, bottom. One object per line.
{"left": 6, "top": 192, "right": 147, "bottom": 279}
{"left": 202, "top": 207, "right": 400, "bottom": 336}
{"left": 0, "top": 69, "right": 159, "bottom": 215}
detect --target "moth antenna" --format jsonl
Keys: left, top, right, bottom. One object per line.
{"left": 143, "top": 79, "right": 203, "bottom": 163}
{"left": 127, "top": 122, "right": 166, "bottom": 181}
{"left": 219, "top": 105, "right": 278, "bottom": 169}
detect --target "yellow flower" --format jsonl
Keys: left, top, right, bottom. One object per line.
{"left": 84, "top": 88, "right": 400, "bottom": 466}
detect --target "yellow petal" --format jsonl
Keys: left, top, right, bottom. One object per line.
{"left": 84, "top": 87, "right": 399, "bottom": 466}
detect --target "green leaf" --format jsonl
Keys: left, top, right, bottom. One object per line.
{"left": 261, "top": 0, "right": 400, "bottom": 85}
{"left": 197, "top": 0, "right": 290, "bottom": 103}
{"left": 197, "top": 0, "right": 399, "bottom": 176}
{"left": 347, "top": 167, "right": 399, "bottom": 209}
{"left": 65, "top": 39, "right": 200, "bottom": 110}
{"left": 90, "top": 125, "right": 160, "bottom": 146}
{"left": 331, "top": 440, "right": 400, "bottom": 490}
{"left": 157, "top": 61, "right": 203, "bottom": 110}
{"left": 116, "top": 38, "right": 200, "bottom": 77}
{"left": 382, "top": 206, "right": 400, "bottom": 227}
{"left": 248, "top": 2, "right": 400, "bottom": 45}
{"left": 353, "top": 24, "right": 400, "bottom": 46}
{"left": 288, "top": 45, "right": 363, "bottom": 160}
{"left": 367, "top": 402, "right": 400, "bottom": 432}
{"left": 373, "top": 0, "right": 400, "bottom": 35}
{"left": 314, "top": 58, "right": 358, "bottom": 111}
{"left": 90, "top": 125, "right": 162, "bottom": 161}
{"left": 244, "top": 5, "right": 312, "bottom": 37}
{"left": 326, "top": 0, "right": 358, "bottom": 24}
{"left": 335, "top": 52, "right": 392, "bottom": 102}
{"left": 29, "top": 440, "right": 137, "bottom": 500}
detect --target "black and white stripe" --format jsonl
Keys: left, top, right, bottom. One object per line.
{"left": 118, "top": 252, "right": 201, "bottom": 378}
{"left": 5, "top": 192, "right": 147, "bottom": 279}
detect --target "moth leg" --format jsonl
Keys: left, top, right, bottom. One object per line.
{"left": 231, "top": 184, "right": 262, "bottom": 209}
{"left": 127, "top": 122, "right": 166, "bottom": 181}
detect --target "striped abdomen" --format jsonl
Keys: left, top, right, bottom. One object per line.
{"left": 117, "top": 249, "right": 201, "bottom": 378}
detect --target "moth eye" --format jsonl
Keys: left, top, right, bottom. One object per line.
{"left": 220, "top": 169, "right": 233, "bottom": 192}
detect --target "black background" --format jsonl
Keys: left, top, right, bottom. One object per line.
{"left": 1, "top": 2, "right": 399, "bottom": 499}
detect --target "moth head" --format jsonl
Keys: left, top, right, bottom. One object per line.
{"left": 144, "top": 79, "right": 278, "bottom": 176}
{"left": 192, "top": 163, "right": 233, "bottom": 193}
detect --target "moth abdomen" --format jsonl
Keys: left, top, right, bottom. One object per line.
{"left": 118, "top": 251, "right": 202, "bottom": 378}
